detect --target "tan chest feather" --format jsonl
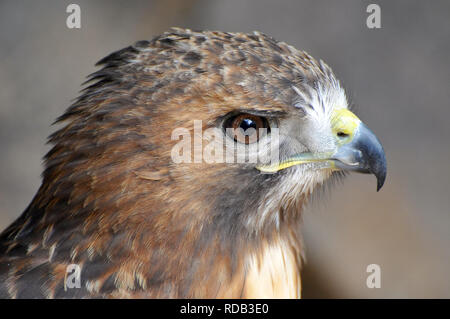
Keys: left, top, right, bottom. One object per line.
{"left": 242, "top": 242, "right": 301, "bottom": 299}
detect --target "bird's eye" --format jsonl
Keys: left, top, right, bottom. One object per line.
{"left": 224, "top": 113, "right": 270, "bottom": 144}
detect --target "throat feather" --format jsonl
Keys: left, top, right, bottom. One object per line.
{"left": 242, "top": 238, "right": 302, "bottom": 298}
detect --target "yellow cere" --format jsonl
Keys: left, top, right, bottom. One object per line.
{"left": 331, "top": 108, "right": 361, "bottom": 145}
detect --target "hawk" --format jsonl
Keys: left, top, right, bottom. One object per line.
{"left": 0, "top": 28, "right": 386, "bottom": 298}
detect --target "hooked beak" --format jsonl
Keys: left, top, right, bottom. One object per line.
{"left": 256, "top": 108, "right": 387, "bottom": 191}
{"left": 331, "top": 122, "right": 386, "bottom": 191}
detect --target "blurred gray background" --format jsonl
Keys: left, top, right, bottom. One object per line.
{"left": 0, "top": 0, "right": 449, "bottom": 298}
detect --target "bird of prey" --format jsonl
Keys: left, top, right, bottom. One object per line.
{"left": 0, "top": 28, "right": 386, "bottom": 298}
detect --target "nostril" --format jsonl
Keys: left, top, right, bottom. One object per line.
{"left": 337, "top": 131, "right": 349, "bottom": 138}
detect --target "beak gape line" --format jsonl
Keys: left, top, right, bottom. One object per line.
{"left": 256, "top": 109, "right": 387, "bottom": 191}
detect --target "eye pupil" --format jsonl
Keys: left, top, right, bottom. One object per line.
{"left": 337, "top": 131, "right": 349, "bottom": 138}
{"left": 240, "top": 118, "right": 257, "bottom": 132}
{"left": 224, "top": 113, "right": 270, "bottom": 144}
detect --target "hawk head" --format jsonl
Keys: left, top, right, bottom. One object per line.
{"left": 0, "top": 28, "right": 386, "bottom": 298}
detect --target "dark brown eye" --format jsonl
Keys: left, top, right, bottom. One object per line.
{"left": 224, "top": 113, "right": 270, "bottom": 144}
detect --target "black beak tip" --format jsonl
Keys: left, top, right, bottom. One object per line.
{"left": 374, "top": 161, "right": 387, "bottom": 192}
{"left": 376, "top": 175, "right": 385, "bottom": 192}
